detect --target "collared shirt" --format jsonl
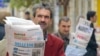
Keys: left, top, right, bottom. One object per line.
{"left": 54, "top": 32, "right": 71, "bottom": 51}
{"left": 44, "top": 31, "right": 48, "bottom": 42}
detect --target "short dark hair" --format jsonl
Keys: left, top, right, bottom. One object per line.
{"left": 87, "top": 11, "right": 96, "bottom": 20}
{"left": 25, "top": 11, "right": 30, "bottom": 15}
{"left": 59, "top": 16, "right": 70, "bottom": 25}
{"left": 32, "top": 3, "right": 53, "bottom": 19}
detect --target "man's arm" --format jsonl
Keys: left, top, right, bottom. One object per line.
{"left": 57, "top": 42, "right": 65, "bottom": 56}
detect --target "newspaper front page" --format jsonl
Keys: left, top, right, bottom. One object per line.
{"left": 70, "top": 18, "right": 93, "bottom": 48}
{"left": 5, "top": 17, "right": 45, "bottom": 56}
{"left": 65, "top": 18, "right": 93, "bottom": 56}
{"left": 11, "top": 40, "right": 45, "bottom": 56}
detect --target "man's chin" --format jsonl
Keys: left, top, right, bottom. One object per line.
{"left": 64, "top": 33, "right": 69, "bottom": 35}
{"left": 40, "top": 27, "right": 46, "bottom": 30}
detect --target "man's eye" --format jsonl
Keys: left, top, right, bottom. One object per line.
{"left": 67, "top": 26, "right": 70, "bottom": 28}
{"left": 38, "top": 15, "right": 42, "bottom": 17}
{"left": 45, "top": 16, "right": 49, "bottom": 19}
{"left": 62, "top": 25, "right": 66, "bottom": 27}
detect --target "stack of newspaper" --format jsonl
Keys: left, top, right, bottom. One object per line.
{"left": 65, "top": 18, "right": 93, "bottom": 56}
{"left": 5, "top": 17, "right": 45, "bottom": 56}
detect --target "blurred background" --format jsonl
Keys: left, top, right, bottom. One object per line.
{"left": 0, "top": 0, "right": 100, "bottom": 35}
{"left": 0, "top": 0, "right": 100, "bottom": 55}
{"left": 0, "top": 0, "right": 99, "bottom": 32}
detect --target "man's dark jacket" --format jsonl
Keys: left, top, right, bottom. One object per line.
{"left": 0, "top": 24, "right": 5, "bottom": 40}
{"left": 84, "top": 23, "right": 98, "bottom": 56}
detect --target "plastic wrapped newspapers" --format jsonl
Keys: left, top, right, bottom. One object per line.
{"left": 65, "top": 18, "right": 93, "bottom": 56}
{"left": 5, "top": 17, "right": 45, "bottom": 56}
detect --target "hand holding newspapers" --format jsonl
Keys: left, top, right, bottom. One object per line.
{"left": 5, "top": 17, "right": 45, "bottom": 56}
{"left": 65, "top": 18, "right": 93, "bottom": 56}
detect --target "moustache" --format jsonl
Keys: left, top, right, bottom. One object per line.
{"left": 38, "top": 22, "right": 46, "bottom": 25}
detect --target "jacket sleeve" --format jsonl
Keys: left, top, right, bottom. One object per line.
{"left": 57, "top": 41, "right": 65, "bottom": 56}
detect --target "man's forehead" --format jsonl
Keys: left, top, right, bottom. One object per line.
{"left": 59, "top": 21, "right": 71, "bottom": 26}
{"left": 35, "top": 8, "right": 50, "bottom": 16}
{"left": 61, "top": 20, "right": 71, "bottom": 24}
{"left": 36, "top": 8, "right": 50, "bottom": 12}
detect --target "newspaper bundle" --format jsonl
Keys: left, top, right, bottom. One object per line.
{"left": 70, "top": 18, "right": 93, "bottom": 48}
{"left": 5, "top": 17, "right": 45, "bottom": 56}
{"left": 65, "top": 18, "right": 93, "bottom": 56}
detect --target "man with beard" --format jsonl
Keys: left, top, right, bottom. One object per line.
{"left": 54, "top": 16, "right": 71, "bottom": 51}
{"left": 32, "top": 3, "right": 65, "bottom": 56}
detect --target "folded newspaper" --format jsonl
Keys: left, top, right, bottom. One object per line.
{"left": 65, "top": 18, "right": 93, "bottom": 56}
{"left": 65, "top": 45, "right": 87, "bottom": 56}
{"left": 5, "top": 17, "right": 45, "bottom": 56}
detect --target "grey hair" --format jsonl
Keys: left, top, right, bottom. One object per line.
{"left": 32, "top": 3, "right": 53, "bottom": 19}
{"left": 59, "top": 16, "right": 70, "bottom": 25}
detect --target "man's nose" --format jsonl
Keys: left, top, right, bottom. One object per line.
{"left": 65, "top": 28, "right": 69, "bottom": 31}
{"left": 41, "top": 17, "right": 45, "bottom": 21}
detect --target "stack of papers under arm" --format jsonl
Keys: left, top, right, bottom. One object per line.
{"left": 65, "top": 18, "right": 93, "bottom": 56}
{"left": 5, "top": 17, "right": 45, "bottom": 56}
